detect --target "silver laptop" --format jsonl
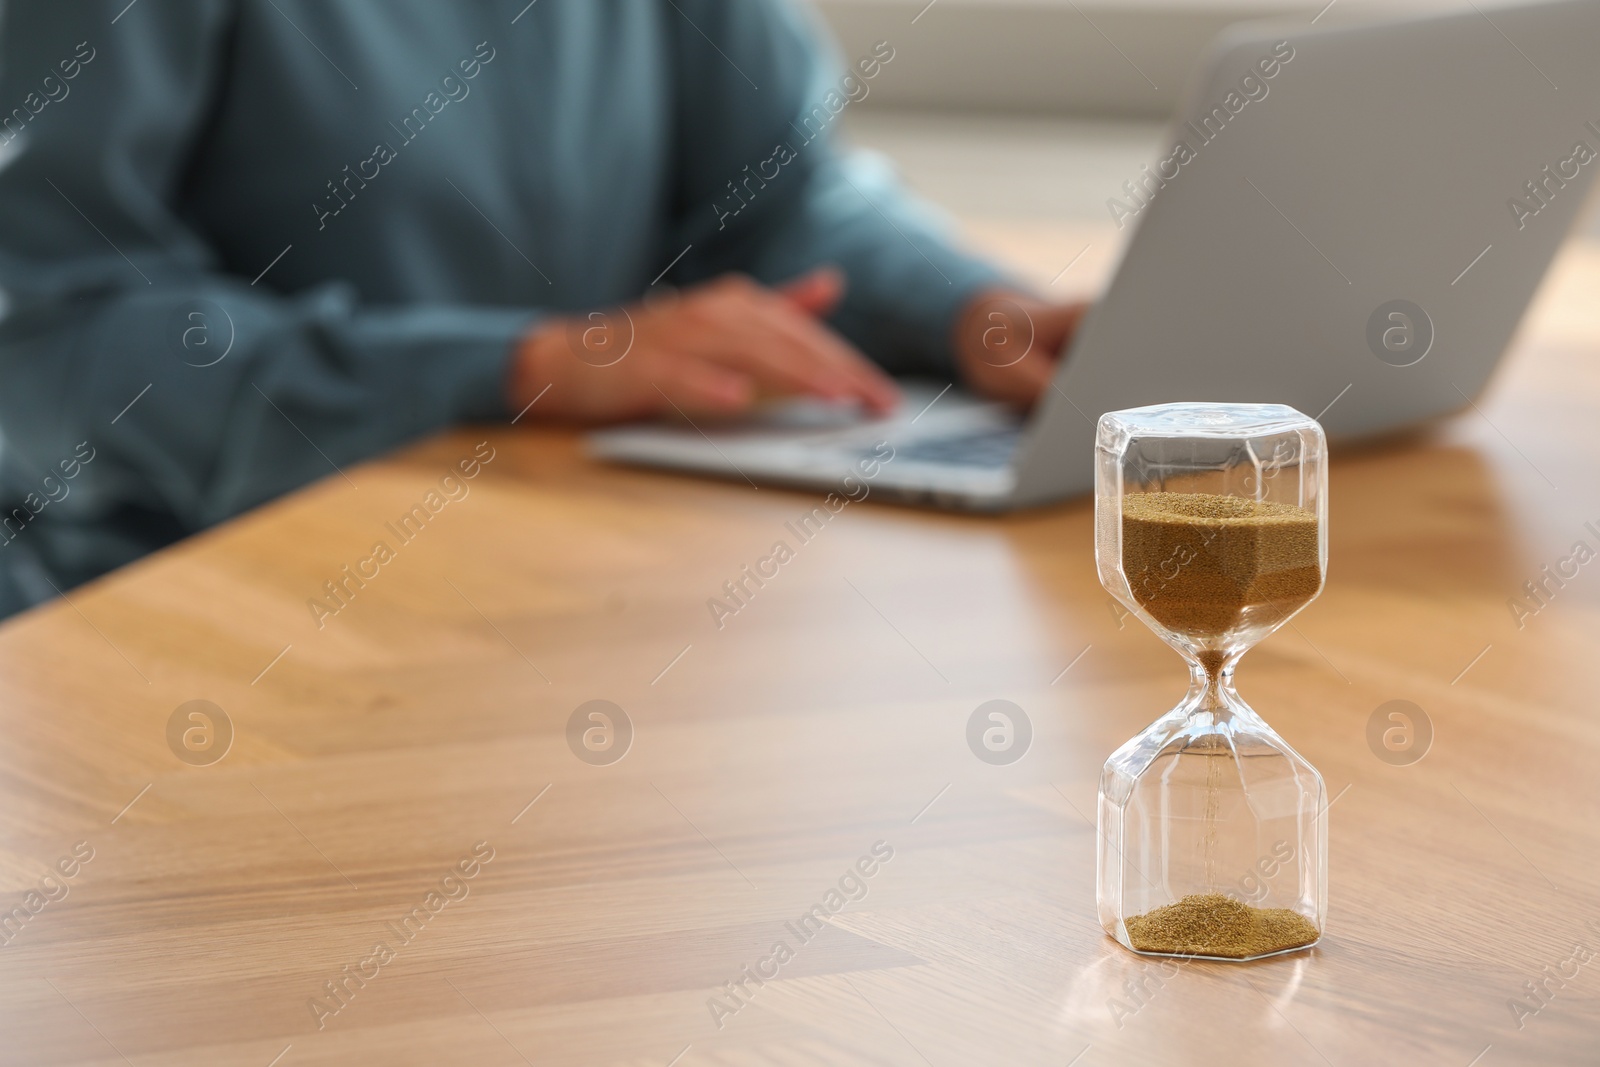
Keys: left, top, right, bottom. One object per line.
{"left": 590, "top": 0, "right": 1600, "bottom": 510}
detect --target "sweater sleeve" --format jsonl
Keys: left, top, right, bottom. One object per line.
{"left": 662, "top": 0, "right": 1019, "bottom": 378}
{"left": 0, "top": 0, "right": 534, "bottom": 569}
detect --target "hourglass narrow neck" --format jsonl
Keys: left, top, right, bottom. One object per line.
{"left": 1183, "top": 652, "right": 1256, "bottom": 725}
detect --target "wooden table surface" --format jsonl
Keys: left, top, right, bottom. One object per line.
{"left": 2, "top": 227, "right": 1599, "bottom": 1067}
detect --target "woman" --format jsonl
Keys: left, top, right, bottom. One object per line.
{"left": 0, "top": 0, "right": 1082, "bottom": 614}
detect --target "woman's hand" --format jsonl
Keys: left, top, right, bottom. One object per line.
{"left": 952, "top": 290, "right": 1091, "bottom": 409}
{"left": 509, "top": 269, "right": 900, "bottom": 421}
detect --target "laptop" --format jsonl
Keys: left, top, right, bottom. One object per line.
{"left": 588, "top": 0, "right": 1600, "bottom": 510}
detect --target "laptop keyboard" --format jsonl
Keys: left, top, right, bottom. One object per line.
{"left": 886, "top": 428, "right": 1022, "bottom": 468}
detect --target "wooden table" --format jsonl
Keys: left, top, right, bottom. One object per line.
{"left": 2, "top": 229, "right": 1598, "bottom": 1067}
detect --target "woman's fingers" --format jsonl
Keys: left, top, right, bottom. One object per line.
{"left": 777, "top": 267, "right": 845, "bottom": 318}
{"left": 774, "top": 269, "right": 901, "bottom": 412}
{"left": 681, "top": 276, "right": 898, "bottom": 413}
{"left": 739, "top": 296, "right": 900, "bottom": 414}
{"left": 950, "top": 291, "right": 1091, "bottom": 409}
{"left": 510, "top": 272, "right": 906, "bottom": 422}
{"left": 649, "top": 352, "right": 757, "bottom": 414}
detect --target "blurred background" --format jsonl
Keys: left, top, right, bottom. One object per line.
{"left": 822, "top": 0, "right": 1600, "bottom": 295}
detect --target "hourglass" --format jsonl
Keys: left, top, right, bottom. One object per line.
{"left": 1095, "top": 402, "right": 1328, "bottom": 960}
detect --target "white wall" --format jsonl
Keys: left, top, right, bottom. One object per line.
{"left": 815, "top": 0, "right": 1508, "bottom": 117}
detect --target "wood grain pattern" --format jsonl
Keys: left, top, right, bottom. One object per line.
{"left": 1, "top": 229, "right": 1598, "bottom": 1066}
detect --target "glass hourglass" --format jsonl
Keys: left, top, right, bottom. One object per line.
{"left": 1094, "top": 403, "right": 1328, "bottom": 961}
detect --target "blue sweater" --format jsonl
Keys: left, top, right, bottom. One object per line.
{"left": 0, "top": 0, "right": 1007, "bottom": 615}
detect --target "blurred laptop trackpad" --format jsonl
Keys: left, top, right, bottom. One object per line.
{"left": 585, "top": 381, "right": 1021, "bottom": 496}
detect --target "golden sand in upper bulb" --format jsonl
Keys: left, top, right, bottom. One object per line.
{"left": 1120, "top": 492, "right": 1321, "bottom": 637}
